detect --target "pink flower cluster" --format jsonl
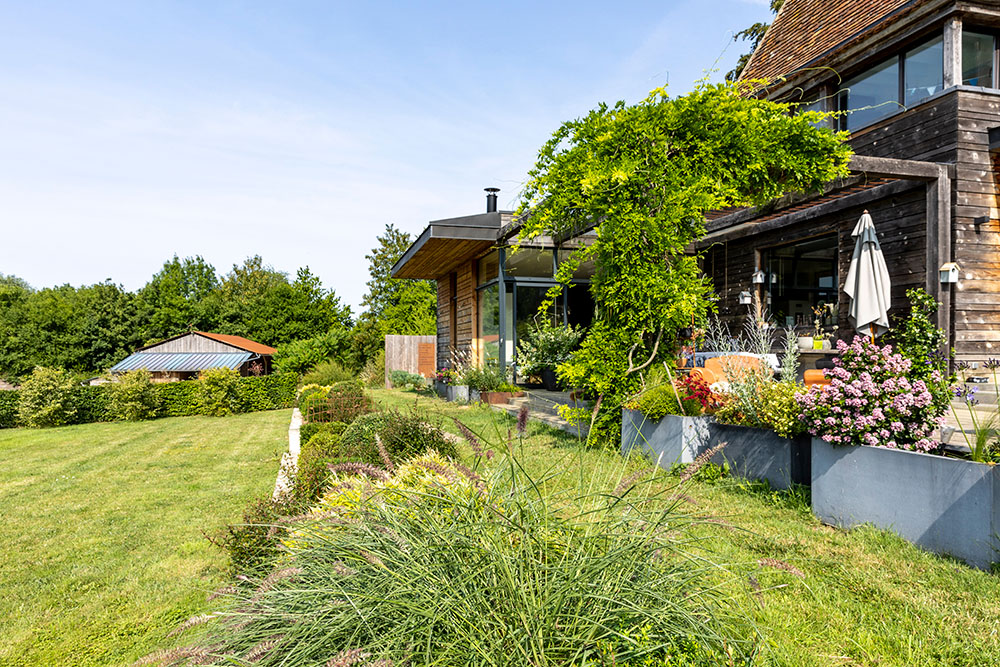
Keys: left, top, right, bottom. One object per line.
{"left": 795, "top": 336, "right": 944, "bottom": 452}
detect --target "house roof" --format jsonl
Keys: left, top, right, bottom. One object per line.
{"left": 739, "top": 0, "right": 915, "bottom": 83}
{"left": 110, "top": 351, "right": 253, "bottom": 373}
{"left": 391, "top": 211, "right": 508, "bottom": 280}
{"left": 195, "top": 332, "right": 276, "bottom": 355}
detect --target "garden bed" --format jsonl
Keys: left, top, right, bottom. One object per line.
{"left": 811, "top": 437, "right": 1000, "bottom": 570}
{"left": 622, "top": 411, "right": 809, "bottom": 489}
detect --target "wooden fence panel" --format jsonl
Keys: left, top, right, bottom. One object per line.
{"left": 384, "top": 335, "right": 437, "bottom": 388}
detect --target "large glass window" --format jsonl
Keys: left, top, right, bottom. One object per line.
{"left": 478, "top": 284, "right": 500, "bottom": 364}
{"left": 904, "top": 37, "right": 943, "bottom": 105}
{"left": 839, "top": 57, "right": 900, "bottom": 131}
{"left": 477, "top": 250, "right": 500, "bottom": 285}
{"left": 963, "top": 31, "right": 995, "bottom": 86}
{"left": 762, "top": 235, "right": 839, "bottom": 329}
{"left": 557, "top": 249, "right": 596, "bottom": 279}
{"left": 504, "top": 248, "right": 554, "bottom": 277}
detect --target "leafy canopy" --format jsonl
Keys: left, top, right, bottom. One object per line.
{"left": 517, "top": 82, "right": 851, "bottom": 445}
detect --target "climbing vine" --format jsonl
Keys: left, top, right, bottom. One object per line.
{"left": 516, "top": 82, "right": 852, "bottom": 446}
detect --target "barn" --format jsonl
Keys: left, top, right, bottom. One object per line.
{"left": 109, "top": 332, "right": 276, "bottom": 382}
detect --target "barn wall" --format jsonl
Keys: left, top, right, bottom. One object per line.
{"left": 143, "top": 334, "right": 242, "bottom": 354}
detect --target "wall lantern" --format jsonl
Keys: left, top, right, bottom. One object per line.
{"left": 751, "top": 269, "right": 766, "bottom": 284}
{"left": 939, "top": 262, "right": 960, "bottom": 284}
{"left": 738, "top": 290, "right": 753, "bottom": 305}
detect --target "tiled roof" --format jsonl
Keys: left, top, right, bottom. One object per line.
{"left": 196, "top": 332, "right": 277, "bottom": 355}
{"left": 739, "top": 0, "right": 914, "bottom": 83}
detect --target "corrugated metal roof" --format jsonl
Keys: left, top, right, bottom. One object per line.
{"left": 110, "top": 351, "right": 253, "bottom": 373}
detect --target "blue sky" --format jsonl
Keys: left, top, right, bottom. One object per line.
{"left": 0, "top": 0, "right": 772, "bottom": 312}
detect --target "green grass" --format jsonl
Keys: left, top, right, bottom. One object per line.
{"left": 374, "top": 388, "right": 1000, "bottom": 667}
{"left": 0, "top": 410, "right": 291, "bottom": 667}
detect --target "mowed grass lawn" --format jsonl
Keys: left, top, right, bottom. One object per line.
{"left": 0, "top": 409, "right": 290, "bottom": 667}
{"left": 373, "top": 388, "right": 1000, "bottom": 667}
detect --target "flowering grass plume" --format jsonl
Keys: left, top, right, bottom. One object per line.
{"left": 375, "top": 434, "right": 396, "bottom": 473}
{"left": 167, "top": 613, "right": 218, "bottom": 638}
{"left": 614, "top": 466, "right": 654, "bottom": 496}
{"left": 453, "top": 418, "right": 486, "bottom": 457}
{"left": 245, "top": 635, "right": 284, "bottom": 662}
{"left": 679, "top": 442, "right": 727, "bottom": 483}
{"left": 327, "top": 462, "right": 391, "bottom": 481}
{"left": 796, "top": 336, "right": 944, "bottom": 452}
{"left": 516, "top": 403, "right": 530, "bottom": 435}
{"left": 758, "top": 558, "right": 805, "bottom": 579}
{"left": 132, "top": 645, "right": 212, "bottom": 666}
{"left": 326, "top": 648, "right": 371, "bottom": 667}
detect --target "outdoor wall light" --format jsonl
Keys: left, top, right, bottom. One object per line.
{"left": 738, "top": 290, "right": 753, "bottom": 305}
{"left": 939, "top": 262, "right": 960, "bottom": 284}
{"left": 751, "top": 269, "right": 766, "bottom": 284}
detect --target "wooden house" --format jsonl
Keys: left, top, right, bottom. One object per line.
{"left": 109, "top": 332, "right": 275, "bottom": 382}
{"left": 395, "top": 0, "right": 1000, "bottom": 375}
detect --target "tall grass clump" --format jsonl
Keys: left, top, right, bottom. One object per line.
{"left": 161, "top": 452, "right": 756, "bottom": 666}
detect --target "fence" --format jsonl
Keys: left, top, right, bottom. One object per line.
{"left": 384, "top": 335, "right": 436, "bottom": 388}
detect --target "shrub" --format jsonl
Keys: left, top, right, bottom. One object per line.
{"left": 210, "top": 494, "right": 299, "bottom": 575}
{"left": 797, "top": 336, "right": 944, "bottom": 451}
{"left": 291, "top": 429, "right": 345, "bottom": 507}
{"left": 299, "top": 420, "right": 347, "bottom": 445}
{"left": 272, "top": 330, "right": 352, "bottom": 376}
{"left": 305, "top": 381, "right": 373, "bottom": 424}
{"left": 155, "top": 380, "right": 200, "bottom": 417}
{"left": 197, "top": 367, "right": 246, "bottom": 416}
{"left": 716, "top": 380, "right": 805, "bottom": 438}
{"left": 627, "top": 383, "right": 702, "bottom": 420}
{"left": 237, "top": 373, "right": 297, "bottom": 412}
{"left": 0, "top": 390, "right": 17, "bottom": 428}
{"left": 460, "top": 364, "right": 517, "bottom": 392}
{"left": 177, "top": 454, "right": 754, "bottom": 665}
{"left": 105, "top": 369, "right": 159, "bottom": 421}
{"left": 73, "top": 384, "right": 109, "bottom": 425}
{"left": 337, "top": 410, "right": 457, "bottom": 466}
{"left": 891, "top": 288, "right": 954, "bottom": 415}
{"left": 358, "top": 349, "right": 385, "bottom": 387}
{"left": 17, "top": 366, "right": 78, "bottom": 428}
{"left": 301, "top": 360, "right": 354, "bottom": 387}
{"left": 388, "top": 369, "right": 426, "bottom": 389}
{"left": 516, "top": 320, "right": 583, "bottom": 377}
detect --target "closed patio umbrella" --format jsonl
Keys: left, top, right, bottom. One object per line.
{"left": 844, "top": 210, "right": 891, "bottom": 338}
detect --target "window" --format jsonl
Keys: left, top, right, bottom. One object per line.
{"left": 504, "top": 248, "right": 554, "bottom": 277}
{"left": 478, "top": 284, "right": 500, "bottom": 363}
{"left": 839, "top": 57, "right": 900, "bottom": 131}
{"left": 477, "top": 250, "right": 499, "bottom": 285}
{"left": 963, "top": 31, "right": 995, "bottom": 87}
{"left": 449, "top": 272, "right": 457, "bottom": 349}
{"left": 904, "top": 37, "right": 944, "bottom": 105}
{"left": 762, "top": 235, "right": 839, "bottom": 329}
{"left": 557, "top": 249, "right": 596, "bottom": 279}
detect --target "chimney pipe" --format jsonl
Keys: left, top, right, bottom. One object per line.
{"left": 485, "top": 187, "right": 499, "bottom": 213}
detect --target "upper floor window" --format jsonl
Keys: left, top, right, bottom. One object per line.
{"left": 904, "top": 37, "right": 944, "bottom": 105}
{"left": 963, "top": 31, "right": 995, "bottom": 87}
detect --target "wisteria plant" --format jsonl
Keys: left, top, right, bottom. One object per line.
{"left": 796, "top": 336, "right": 946, "bottom": 452}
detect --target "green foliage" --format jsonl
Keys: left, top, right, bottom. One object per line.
{"left": 388, "top": 369, "right": 426, "bottom": 389}
{"left": 212, "top": 494, "right": 299, "bottom": 575}
{"left": 517, "top": 82, "right": 850, "bottom": 448}
{"left": 716, "top": 380, "right": 805, "bottom": 439}
{"left": 135, "top": 255, "right": 219, "bottom": 342}
{"left": 628, "top": 383, "right": 702, "bottom": 420}
{"left": 273, "top": 329, "right": 353, "bottom": 376}
{"left": 337, "top": 410, "right": 457, "bottom": 467}
{"left": 0, "top": 389, "right": 16, "bottom": 428}
{"left": 236, "top": 373, "right": 298, "bottom": 412}
{"left": 17, "top": 366, "right": 79, "bottom": 428}
{"left": 196, "top": 367, "right": 246, "bottom": 416}
{"left": 155, "top": 380, "right": 200, "bottom": 417}
{"left": 460, "top": 364, "right": 516, "bottom": 392}
{"left": 353, "top": 224, "right": 437, "bottom": 363}
{"left": 299, "top": 421, "right": 348, "bottom": 447}
{"left": 301, "top": 360, "right": 354, "bottom": 386}
{"left": 291, "top": 430, "right": 345, "bottom": 507}
{"left": 104, "top": 370, "right": 159, "bottom": 422}
{"left": 890, "top": 288, "right": 953, "bottom": 415}
{"left": 73, "top": 385, "right": 109, "bottom": 425}
{"left": 359, "top": 348, "right": 385, "bottom": 387}
{"left": 516, "top": 320, "right": 583, "bottom": 377}
{"left": 305, "top": 381, "right": 374, "bottom": 424}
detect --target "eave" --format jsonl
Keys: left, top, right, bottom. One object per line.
{"left": 391, "top": 211, "right": 507, "bottom": 280}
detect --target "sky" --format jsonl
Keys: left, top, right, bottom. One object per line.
{"left": 0, "top": 0, "right": 773, "bottom": 313}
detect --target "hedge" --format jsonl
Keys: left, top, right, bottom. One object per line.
{"left": 0, "top": 372, "right": 299, "bottom": 429}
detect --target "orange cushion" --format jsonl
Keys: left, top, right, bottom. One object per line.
{"left": 804, "top": 369, "right": 831, "bottom": 387}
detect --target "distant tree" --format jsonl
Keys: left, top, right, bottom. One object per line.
{"left": 136, "top": 255, "right": 220, "bottom": 342}
{"left": 726, "top": 0, "right": 783, "bottom": 82}
{"left": 354, "top": 224, "right": 436, "bottom": 363}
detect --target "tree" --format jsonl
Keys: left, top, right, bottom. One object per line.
{"left": 517, "top": 82, "right": 851, "bottom": 446}
{"left": 726, "top": 0, "right": 783, "bottom": 82}
{"left": 354, "top": 224, "right": 436, "bottom": 363}
{"left": 136, "top": 255, "right": 220, "bottom": 342}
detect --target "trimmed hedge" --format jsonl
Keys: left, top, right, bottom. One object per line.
{"left": 0, "top": 372, "right": 298, "bottom": 429}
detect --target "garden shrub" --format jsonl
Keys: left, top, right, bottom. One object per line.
{"left": 0, "top": 389, "right": 17, "bottom": 428}
{"left": 237, "top": 373, "right": 297, "bottom": 412}
{"left": 291, "top": 430, "right": 344, "bottom": 507}
{"left": 797, "top": 336, "right": 944, "bottom": 451}
{"left": 460, "top": 364, "right": 517, "bottom": 392}
{"left": 104, "top": 369, "right": 159, "bottom": 421}
{"left": 73, "top": 384, "right": 109, "bottom": 425}
{"left": 336, "top": 410, "right": 456, "bottom": 466}
{"left": 627, "top": 383, "right": 702, "bottom": 420}
{"left": 301, "top": 360, "right": 354, "bottom": 387}
{"left": 179, "top": 452, "right": 755, "bottom": 665}
{"left": 358, "top": 349, "right": 385, "bottom": 387}
{"left": 210, "top": 493, "right": 299, "bottom": 575}
{"left": 299, "top": 420, "right": 347, "bottom": 445}
{"left": 388, "top": 369, "right": 426, "bottom": 389}
{"left": 272, "top": 330, "right": 352, "bottom": 376}
{"left": 197, "top": 367, "right": 246, "bottom": 416}
{"left": 305, "top": 381, "right": 373, "bottom": 424}
{"left": 890, "top": 288, "right": 954, "bottom": 415}
{"left": 155, "top": 380, "right": 200, "bottom": 417}
{"left": 17, "top": 366, "right": 79, "bottom": 428}
{"left": 516, "top": 320, "right": 583, "bottom": 377}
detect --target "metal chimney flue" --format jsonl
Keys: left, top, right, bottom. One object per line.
{"left": 485, "top": 187, "right": 499, "bottom": 213}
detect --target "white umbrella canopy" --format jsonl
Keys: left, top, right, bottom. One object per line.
{"left": 844, "top": 210, "right": 892, "bottom": 338}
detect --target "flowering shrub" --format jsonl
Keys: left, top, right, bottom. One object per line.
{"left": 433, "top": 367, "right": 459, "bottom": 385}
{"left": 677, "top": 373, "right": 722, "bottom": 412}
{"left": 796, "top": 336, "right": 945, "bottom": 452}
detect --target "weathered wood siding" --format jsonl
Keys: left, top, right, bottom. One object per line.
{"left": 434, "top": 259, "right": 479, "bottom": 367}
{"left": 385, "top": 335, "right": 437, "bottom": 387}
{"left": 142, "top": 334, "right": 242, "bottom": 354}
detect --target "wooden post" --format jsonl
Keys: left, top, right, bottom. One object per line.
{"left": 943, "top": 17, "right": 962, "bottom": 89}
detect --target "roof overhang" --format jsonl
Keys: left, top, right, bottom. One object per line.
{"left": 391, "top": 211, "right": 506, "bottom": 280}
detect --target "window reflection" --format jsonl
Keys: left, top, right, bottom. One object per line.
{"left": 504, "top": 248, "right": 554, "bottom": 277}
{"left": 963, "top": 31, "right": 994, "bottom": 87}
{"left": 904, "top": 37, "right": 943, "bottom": 105}
{"left": 762, "top": 235, "right": 839, "bottom": 329}
{"left": 839, "top": 57, "right": 900, "bottom": 131}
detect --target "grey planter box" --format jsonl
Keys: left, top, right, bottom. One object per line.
{"left": 434, "top": 380, "right": 448, "bottom": 398}
{"left": 621, "top": 410, "right": 709, "bottom": 467}
{"left": 621, "top": 410, "right": 809, "bottom": 489}
{"left": 470, "top": 388, "right": 481, "bottom": 403}
{"left": 811, "top": 437, "right": 1000, "bottom": 570}
{"left": 445, "top": 385, "right": 469, "bottom": 402}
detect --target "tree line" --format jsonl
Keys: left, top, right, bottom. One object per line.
{"left": 0, "top": 224, "right": 435, "bottom": 383}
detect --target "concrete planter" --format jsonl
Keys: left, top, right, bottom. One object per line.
{"left": 434, "top": 380, "right": 448, "bottom": 398}
{"left": 470, "top": 388, "right": 481, "bottom": 403}
{"left": 811, "top": 437, "right": 1000, "bottom": 570}
{"left": 620, "top": 410, "right": 710, "bottom": 467}
{"left": 480, "top": 390, "right": 524, "bottom": 405}
{"left": 621, "top": 411, "right": 809, "bottom": 489}
{"left": 445, "top": 385, "right": 469, "bottom": 402}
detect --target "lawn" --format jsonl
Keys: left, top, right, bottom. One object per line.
{"left": 0, "top": 409, "right": 291, "bottom": 667}
{"left": 373, "top": 388, "right": 1000, "bottom": 667}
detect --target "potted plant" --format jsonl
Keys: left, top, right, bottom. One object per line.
{"left": 516, "top": 321, "right": 583, "bottom": 391}
{"left": 461, "top": 365, "right": 523, "bottom": 404}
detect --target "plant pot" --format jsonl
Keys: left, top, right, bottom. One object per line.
{"left": 433, "top": 380, "right": 448, "bottom": 398}
{"left": 812, "top": 338, "right": 824, "bottom": 350}
{"left": 480, "top": 390, "right": 524, "bottom": 405}
{"left": 821, "top": 339, "right": 832, "bottom": 351}
{"left": 811, "top": 437, "right": 1000, "bottom": 570}
{"left": 798, "top": 336, "right": 813, "bottom": 349}
{"left": 469, "top": 388, "right": 481, "bottom": 403}
{"left": 445, "top": 385, "right": 469, "bottom": 402}
{"left": 541, "top": 368, "right": 559, "bottom": 391}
